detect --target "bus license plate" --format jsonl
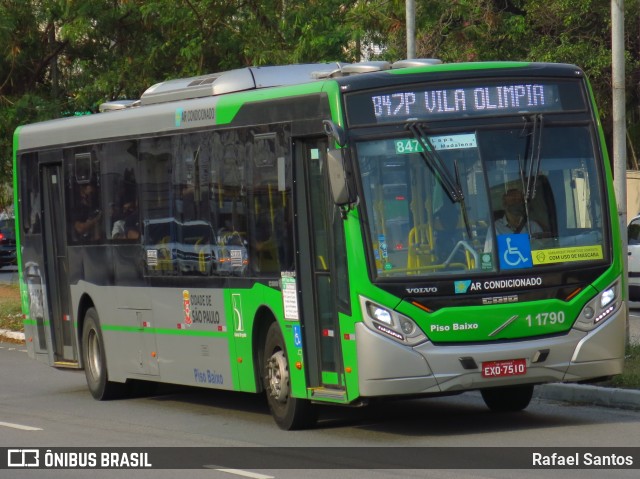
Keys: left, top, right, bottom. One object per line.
{"left": 481, "top": 358, "right": 527, "bottom": 378}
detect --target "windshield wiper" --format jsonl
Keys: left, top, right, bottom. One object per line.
{"left": 407, "top": 122, "right": 474, "bottom": 240}
{"left": 407, "top": 122, "right": 464, "bottom": 202}
{"left": 524, "top": 114, "right": 544, "bottom": 202}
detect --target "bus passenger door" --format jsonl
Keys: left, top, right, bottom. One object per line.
{"left": 295, "top": 139, "right": 347, "bottom": 395}
{"left": 41, "top": 163, "right": 76, "bottom": 364}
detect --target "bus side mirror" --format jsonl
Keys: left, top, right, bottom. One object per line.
{"left": 327, "top": 148, "right": 355, "bottom": 206}
{"left": 323, "top": 120, "right": 346, "bottom": 148}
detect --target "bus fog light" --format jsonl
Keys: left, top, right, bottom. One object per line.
{"left": 399, "top": 317, "right": 415, "bottom": 334}
{"left": 583, "top": 306, "right": 594, "bottom": 320}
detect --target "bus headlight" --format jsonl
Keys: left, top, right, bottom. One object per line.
{"left": 600, "top": 287, "right": 615, "bottom": 308}
{"left": 366, "top": 302, "right": 393, "bottom": 326}
{"left": 574, "top": 280, "right": 620, "bottom": 332}
{"left": 360, "top": 296, "right": 427, "bottom": 346}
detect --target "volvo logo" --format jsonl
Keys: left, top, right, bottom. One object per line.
{"left": 406, "top": 286, "right": 438, "bottom": 294}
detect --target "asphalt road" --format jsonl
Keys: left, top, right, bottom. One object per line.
{"left": 1, "top": 343, "right": 639, "bottom": 479}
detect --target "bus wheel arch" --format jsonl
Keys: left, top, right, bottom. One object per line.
{"left": 252, "top": 306, "right": 276, "bottom": 394}
{"left": 76, "top": 293, "right": 97, "bottom": 369}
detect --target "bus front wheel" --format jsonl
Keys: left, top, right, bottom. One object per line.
{"left": 262, "top": 322, "right": 316, "bottom": 430}
{"left": 481, "top": 384, "right": 534, "bottom": 412}
{"left": 82, "top": 307, "right": 127, "bottom": 400}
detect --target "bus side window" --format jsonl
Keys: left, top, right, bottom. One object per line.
{"left": 248, "top": 129, "right": 293, "bottom": 275}
{"left": 65, "top": 150, "right": 106, "bottom": 243}
{"left": 104, "top": 150, "right": 139, "bottom": 242}
{"left": 20, "top": 153, "right": 41, "bottom": 235}
{"left": 209, "top": 131, "right": 248, "bottom": 275}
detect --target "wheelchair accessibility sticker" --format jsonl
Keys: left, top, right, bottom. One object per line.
{"left": 497, "top": 234, "right": 533, "bottom": 270}
{"left": 293, "top": 325, "right": 302, "bottom": 348}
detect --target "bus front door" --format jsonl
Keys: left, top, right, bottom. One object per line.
{"left": 41, "top": 162, "right": 77, "bottom": 365}
{"left": 295, "top": 139, "right": 347, "bottom": 396}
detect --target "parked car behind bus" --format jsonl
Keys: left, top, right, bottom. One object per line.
{"left": 0, "top": 218, "right": 17, "bottom": 268}
{"left": 628, "top": 215, "right": 640, "bottom": 307}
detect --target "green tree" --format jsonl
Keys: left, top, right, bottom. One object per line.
{"left": 371, "top": 0, "right": 639, "bottom": 162}
{"left": 1, "top": 0, "right": 640, "bottom": 185}
{"left": 1, "top": 0, "right": 368, "bottom": 185}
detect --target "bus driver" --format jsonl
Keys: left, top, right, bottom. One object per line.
{"left": 495, "top": 188, "right": 542, "bottom": 235}
{"left": 485, "top": 188, "right": 542, "bottom": 253}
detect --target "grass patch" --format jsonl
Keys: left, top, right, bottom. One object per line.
{"left": 601, "top": 344, "right": 640, "bottom": 389}
{"left": 0, "top": 283, "right": 22, "bottom": 332}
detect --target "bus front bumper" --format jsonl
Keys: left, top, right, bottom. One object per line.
{"left": 355, "top": 303, "right": 626, "bottom": 398}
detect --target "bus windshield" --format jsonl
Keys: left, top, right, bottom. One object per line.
{"left": 356, "top": 124, "right": 607, "bottom": 279}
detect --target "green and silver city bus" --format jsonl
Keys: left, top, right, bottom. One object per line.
{"left": 13, "top": 60, "right": 625, "bottom": 429}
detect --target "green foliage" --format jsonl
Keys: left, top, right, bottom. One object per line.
{"left": 1, "top": 0, "right": 640, "bottom": 184}
{"left": 603, "top": 344, "right": 640, "bottom": 389}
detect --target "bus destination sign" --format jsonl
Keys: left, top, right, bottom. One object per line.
{"left": 346, "top": 80, "right": 584, "bottom": 125}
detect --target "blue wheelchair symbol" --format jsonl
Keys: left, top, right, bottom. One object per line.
{"left": 293, "top": 325, "right": 302, "bottom": 348}
{"left": 497, "top": 234, "right": 533, "bottom": 270}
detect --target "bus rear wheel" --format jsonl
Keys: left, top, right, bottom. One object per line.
{"left": 481, "top": 384, "right": 534, "bottom": 412}
{"left": 262, "top": 322, "right": 316, "bottom": 430}
{"left": 82, "top": 307, "right": 127, "bottom": 400}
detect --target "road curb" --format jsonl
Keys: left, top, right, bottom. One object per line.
{"left": 536, "top": 383, "right": 640, "bottom": 411}
{"left": 0, "top": 329, "right": 25, "bottom": 342}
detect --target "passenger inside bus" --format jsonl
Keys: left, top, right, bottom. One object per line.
{"left": 72, "top": 183, "right": 102, "bottom": 241}
{"left": 111, "top": 200, "right": 138, "bottom": 239}
{"left": 122, "top": 199, "right": 140, "bottom": 240}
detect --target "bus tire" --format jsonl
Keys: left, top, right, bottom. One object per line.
{"left": 481, "top": 384, "right": 534, "bottom": 412}
{"left": 82, "top": 307, "right": 127, "bottom": 400}
{"left": 262, "top": 322, "right": 316, "bottom": 430}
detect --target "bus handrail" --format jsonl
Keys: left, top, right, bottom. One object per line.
{"left": 443, "top": 240, "right": 479, "bottom": 268}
